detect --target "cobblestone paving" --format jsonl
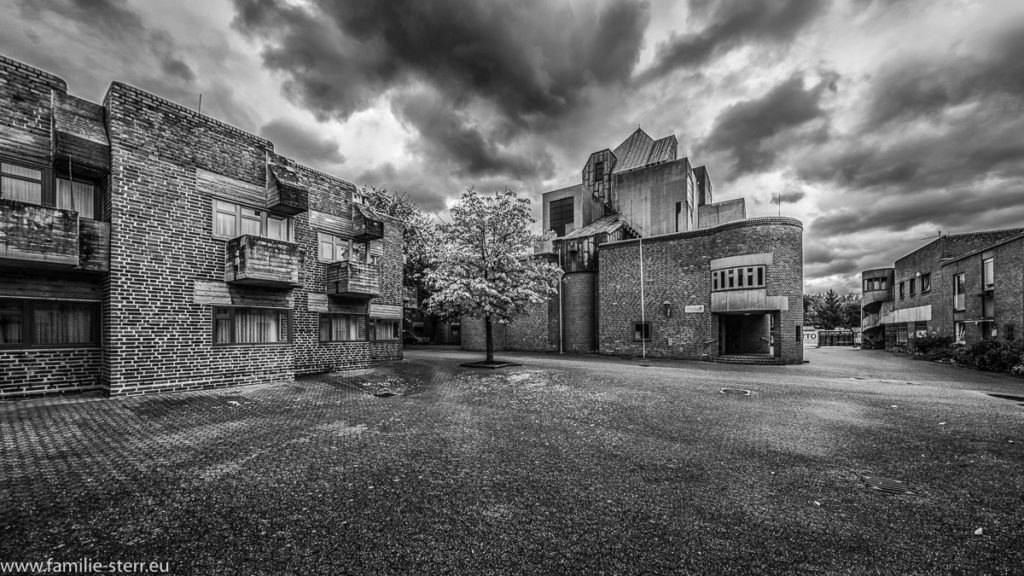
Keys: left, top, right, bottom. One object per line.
{"left": 1, "top": 348, "right": 1023, "bottom": 575}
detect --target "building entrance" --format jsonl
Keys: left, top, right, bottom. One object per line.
{"left": 720, "top": 313, "right": 774, "bottom": 355}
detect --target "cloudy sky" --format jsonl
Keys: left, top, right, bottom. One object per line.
{"left": 2, "top": 0, "right": 1022, "bottom": 293}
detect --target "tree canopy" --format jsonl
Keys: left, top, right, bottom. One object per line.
{"left": 422, "top": 188, "right": 561, "bottom": 361}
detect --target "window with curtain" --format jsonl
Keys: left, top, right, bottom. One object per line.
{"left": 213, "top": 200, "right": 292, "bottom": 240}
{"left": 213, "top": 307, "right": 290, "bottom": 344}
{"left": 318, "top": 232, "right": 349, "bottom": 262}
{"left": 56, "top": 178, "right": 96, "bottom": 219}
{"left": 319, "top": 314, "right": 364, "bottom": 342}
{"left": 369, "top": 319, "right": 399, "bottom": 341}
{"left": 1, "top": 161, "right": 44, "bottom": 205}
{"left": 953, "top": 273, "right": 966, "bottom": 311}
{"left": 0, "top": 299, "right": 99, "bottom": 348}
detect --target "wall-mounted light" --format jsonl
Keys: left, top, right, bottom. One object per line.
{"left": 663, "top": 301, "right": 672, "bottom": 318}
{"left": 916, "top": 272, "right": 921, "bottom": 278}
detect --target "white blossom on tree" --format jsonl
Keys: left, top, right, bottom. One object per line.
{"left": 423, "top": 188, "right": 562, "bottom": 362}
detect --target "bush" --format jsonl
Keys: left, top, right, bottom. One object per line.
{"left": 908, "top": 335, "right": 954, "bottom": 360}
{"left": 951, "top": 339, "right": 1024, "bottom": 372}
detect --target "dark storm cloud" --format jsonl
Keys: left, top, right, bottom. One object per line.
{"left": 259, "top": 118, "right": 345, "bottom": 166}
{"left": 355, "top": 163, "right": 452, "bottom": 214}
{"left": 638, "top": 0, "right": 824, "bottom": 81}
{"left": 232, "top": 0, "right": 649, "bottom": 184}
{"left": 865, "top": 25, "right": 1024, "bottom": 129}
{"left": 392, "top": 90, "right": 556, "bottom": 180}
{"left": 232, "top": 0, "right": 650, "bottom": 123}
{"left": 700, "top": 73, "right": 834, "bottom": 175}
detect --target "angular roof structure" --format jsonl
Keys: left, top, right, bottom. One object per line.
{"left": 610, "top": 128, "right": 677, "bottom": 173}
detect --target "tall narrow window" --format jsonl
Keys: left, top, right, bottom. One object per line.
{"left": 899, "top": 281, "right": 905, "bottom": 300}
{"left": 954, "top": 321, "right": 966, "bottom": 344}
{"left": 549, "top": 197, "right": 574, "bottom": 236}
{"left": 953, "top": 273, "right": 966, "bottom": 311}
{"left": 920, "top": 273, "right": 931, "bottom": 292}
{"left": 909, "top": 278, "right": 916, "bottom": 296}
{"left": 1, "top": 161, "right": 44, "bottom": 204}
{"left": 983, "top": 257, "right": 994, "bottom": 289}
{"left": 593, "top": 160, "right": 605, "bottom": 182}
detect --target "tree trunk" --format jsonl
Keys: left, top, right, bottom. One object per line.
{"left": 485, "top": 314, "right": 494, "bottom": 363}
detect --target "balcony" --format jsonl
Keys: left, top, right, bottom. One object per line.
{"left": 353, "top": 204, "right": 384, "bottom": 241}
{"left": 266, "top": 165, "right": 309, "bottom": 216}
{"left": 224, "top": 235, "right": 301, "bottom": 288}
{"left": 326, "top": 260, "right": 381, "bottom": 298}
{"left": 0, "top": 199, "right": 79, "bottom": 268}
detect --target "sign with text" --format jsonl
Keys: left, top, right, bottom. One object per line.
{"left": 684, "top": 304, "right": 705, "bottom": 313}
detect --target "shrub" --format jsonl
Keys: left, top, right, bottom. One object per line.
{"left": 908, "top": 335, "right": 954, "bottom": 359}
{"left": 952, "top": 339, "right": 1024, "bottom": 372}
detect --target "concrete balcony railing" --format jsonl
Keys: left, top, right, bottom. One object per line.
{"left": 326, "top": 260, "right": 381, "bottom": 298}
{"left": 0, "top": 199, "right": 79, "bottom": 268}
{"left": 224, "top": 234, "right": 301, "bottom": 288}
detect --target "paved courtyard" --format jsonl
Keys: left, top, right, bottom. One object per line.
{"left": 1, "top": 347, "right": 1023, "bottom": 575}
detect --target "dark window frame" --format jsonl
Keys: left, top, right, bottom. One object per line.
{"left": 0, "top": 298, "right": 101, "bottom": 349}
{"left": 1, "top": 155, "right": 55, "bottom": 207}
{"left": 711, "top": 266, "right": 766, "bottom": 292}
{"left": 549, "top": 197, "right": 574, "bottom": 236}
{"left": 212, "top": 306, "right": 292, "bottom": 346}
{"left": 920, "top": 273, "right": 931, "bottom": 293}
{"left": 633, "top": 321, "right": 651, "bottom": 342}
{"left": 369, "top": 318, "right": 401, "bottom": 341}
{"left": 953, "top": 273, "right": 966, "bottom": 311}
{"left": 318, "top": 313, "right": 366, "bottom": 343}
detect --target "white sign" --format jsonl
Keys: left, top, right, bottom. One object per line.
{"left": 802, "top": 327, "right": 819, "bottom": 348}
{"left": 684, "top": 305, "right": 705, "bottom": 313}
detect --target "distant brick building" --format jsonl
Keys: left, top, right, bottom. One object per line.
{"left": 463, "top": 129, "right": 805, "bottom": 364}
{"left": 861, "top": 229, "right": 1024, "bottom": 348}
{"left": 0, "top": 55, "right": 403, "bottom": 397}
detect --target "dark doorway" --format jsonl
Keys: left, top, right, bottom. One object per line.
{"left": 720, "top": 314, "right": 771, "bottom": 355}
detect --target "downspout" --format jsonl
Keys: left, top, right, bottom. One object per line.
{"left": 558, "top": 244, "right": 564, "bottom": 355}
{"left": 639, "top": 236, "right": 646, "bottom": 360}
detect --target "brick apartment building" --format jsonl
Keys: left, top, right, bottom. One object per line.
{"left": 463, "top": 128, "right": 805, "bottom": 364}
{"left": 0, "top": 55, "right": 403, "bottom": 397}
{"left": 860, "top": 228, "right": 1024, "bottom": 349}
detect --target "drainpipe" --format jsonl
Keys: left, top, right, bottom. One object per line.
{"left": 558, "top": 246, "right": 564, "bottom": 355}
{"left": 639, "top": 236, "right": 646, "bottom": 360}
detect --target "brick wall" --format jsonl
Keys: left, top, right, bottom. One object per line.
{"left": 938, "top": 237, "right": 1024, "bottom": 344}
{"left": 0, "top": 348, "right": 102, "bottom": 397}
{"left": 599, "top": 217, "right": 804, "bottom": 363}
{"left": 0, "top": 55, "right": 66, "bottom": 163}
{"left": 562, "top": 272, "right": 597, "bottom": 352}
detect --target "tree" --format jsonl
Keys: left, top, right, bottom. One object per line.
{"left": 359, "top": 186, "right": 438, "bottom": 289}
{"left": 423, "top": 188, "right": 562, "bottom": 363}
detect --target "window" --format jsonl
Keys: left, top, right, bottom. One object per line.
{"left": 909, "top": 278, "right": 916, "bottom": 296}
{"left": 369, "top": 319, "right": 400, "bottom": 341}
{"left": 711, "top": 266, "right": 765, "bottom": 291}
{"left": 953, "top": 273, "right": 966, "bottom": 311}
{"left": 56, "top": 178, "right": 96, "bottom": 219}
{"left": 920, "top": 273, "right": 931, "bottom": 293}
{"left": 863, "top": 278, "right": 889, "bottom": 292}
{"left": 0, "top": 299, "right": 100, "bottom": 348}
{"left": 899, "top": 281, "right": 905, "bottom": 300}
{"left": 549, "top": 197, "right": 574, "bottom": 236}
{"left": 319, "top": 314, "right": 363, "bottom": 342}
{"left": 633, "top": 321, "right": 651, "bottom": 341}
{"left": 318, "top": 232, "right": 350, "bottom": 262}
{"left": 1, "top": 161, "right": 45, "bottom": 205}
{"left": 594, "top": 160, "right": 605, "bottom": 182}
{"left": 954, "top": 321, "right": 966, "bottom": 345}
{"left": 1006, "top": 323, "right": 1016, "bottom": 341}
{"left": 983, "top": 257, "right": 994, "bottom": 289}
{"left": 213, "top": 307, "right": 289, "bottom": 344}
{"left": 213, "top": 200, "right": 292, "bottom": 240}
